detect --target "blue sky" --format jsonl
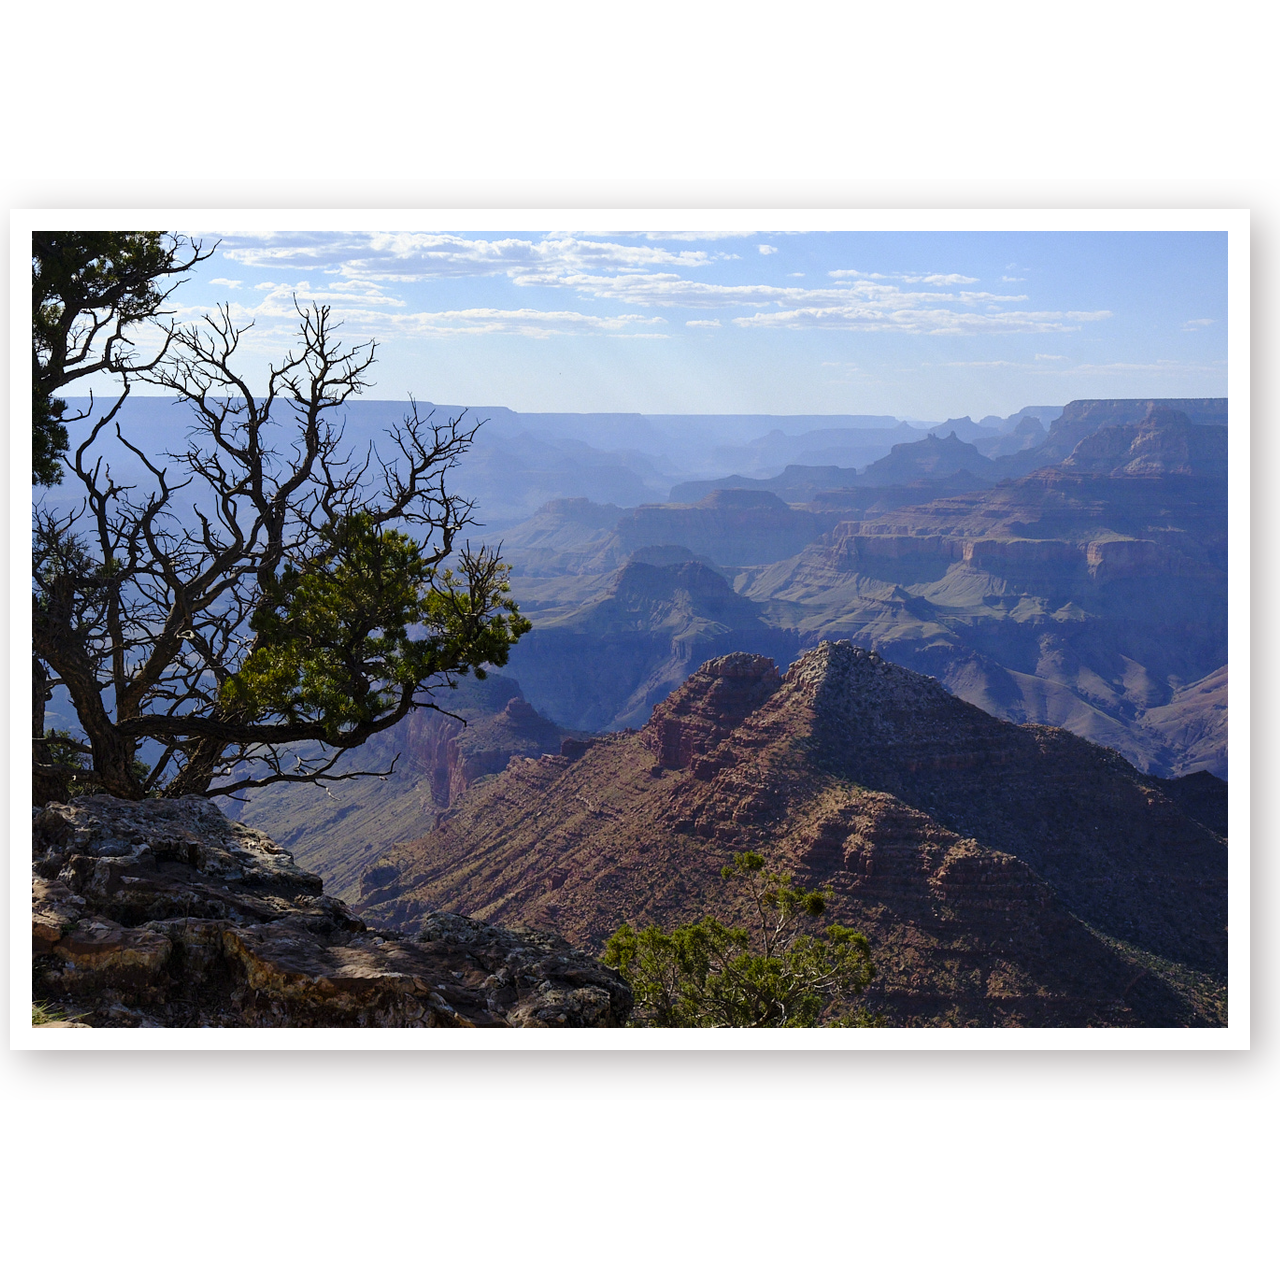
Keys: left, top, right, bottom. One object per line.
{"left": 121, "top": 227, "right": 1227, "bottom": 421}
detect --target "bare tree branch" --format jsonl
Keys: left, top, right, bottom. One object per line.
{"left": 35, "top": 299, "right": 527, "bottom": 802}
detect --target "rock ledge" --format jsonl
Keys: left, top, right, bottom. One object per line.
{"left": 32, "top": 796, "right": 630, "bottom": 1029}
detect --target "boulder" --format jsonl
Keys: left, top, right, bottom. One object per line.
{"left": 30, "top": 795, "right": 631, "bottom": 1029}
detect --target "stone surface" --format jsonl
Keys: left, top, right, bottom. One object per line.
{"left": 641, "top": 651, "right": 783, "bottom": 771}
{"left": 30, "top": 795, "right": 630, "bottom": 1029}
{"left": 363, "top": 643, "right": 1227, "bottom": 1027}
{"left": 226, "top": 672, "right": 565, "bottom": 900}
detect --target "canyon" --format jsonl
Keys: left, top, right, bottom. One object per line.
{"left": 355, "top": 643, "right": 1226, "bottom": 1027}
{"left": 36, "top": 398, "right": 1231, "bottom": 1029}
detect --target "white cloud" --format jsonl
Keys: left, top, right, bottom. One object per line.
{"left": 386, "top": 308, "right": 669, "bottom": 339}
{"left": 325, "top": 279, "right": 406, "bottom": 301}
{"left": 829, "top": 269, "right": 980, "bottom": 285}
{"left": 201, "top": 231, "right": 1113, "bottom": 342}
{"left": 904, "top": 272, "right": 981, "bottom": 286}
{"left": 530, "top": 270, "right": 1032, "bottom": 314}
{"left": 1002, "top": 275, "right": 1026, "bottom": 282}
{"left": 685, "top": 319, "right": 721, "bottom": 328}
{"left": 1034, "top": 353, "right": 1068, "bottom": 361}
{"left": 631, "top": 231, "right": 758, "bottom": 241}
{"left": 169, "top": 290, "right": 670, "bottom": 340}
{"left": 539, "top": 272, "right": 804, "bottom": 308}
{"left": 221, "top": 232, "right": 718, "bottom": 282}
{"left": 210, "top": 280, "right": 407, "bottom": 312}
{"left": 1183, "top": 317, "right": 1216, "bottom": 329}
{"left": 209, "top": 278, "right": 242, "bottom": 289}
{"left": 788, "top": 272, "right": 805, "bottom": 277}
{"left": 732, "top": 304, "right": 1111, "bottom": 335}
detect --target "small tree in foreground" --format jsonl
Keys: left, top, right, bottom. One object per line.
{"left": 603, "top": 852, "right": 879, "bottom": 1027}
{"left": 33, "top": 298, "right": 529, "bottom": 801}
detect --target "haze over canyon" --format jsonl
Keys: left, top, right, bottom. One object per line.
{"left": 40, "top": 394, "right": 1230, "bottom": 1027}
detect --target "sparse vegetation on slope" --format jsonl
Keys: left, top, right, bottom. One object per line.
{"left": 604, "top": 851, "right": 878, "bottom": 1027}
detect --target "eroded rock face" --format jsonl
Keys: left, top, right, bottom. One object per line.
{"left": 407, "top": 692, "right": 564, "bottom": 807}
{"left": 613, "top": 489, "right": 826, "bottom": 567}
{"left": 31, "top": 795, "right": 630, "bottom": 1029}
{"left": 363, "top": 644, "right": 1227, "bottom": 1026}
{"left": 1060, "top": 409, "right": 1227, "bottom": 479}
{"left": 641, "top": 651, "right": 783, "bottom": 771}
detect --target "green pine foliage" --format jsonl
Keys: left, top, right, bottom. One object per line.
{"left": 32, "top": 232, "right": 207, "bottom": 486}
{"left": 224, "top": 513, "right": 530, "bottom": 738}
{"left": 33, "top": 285, "right": 532, "bottom": 800}
{"left": 603, "top": 851, "right": 880, "bottom": 1027}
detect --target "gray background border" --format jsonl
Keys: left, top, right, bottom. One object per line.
{"left": 7, "top": 180, "right": 1269, "bottom": 1100}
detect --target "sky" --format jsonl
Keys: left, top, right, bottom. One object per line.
{"left": 102, "top": 227, "right": 1228, "bottom": 422}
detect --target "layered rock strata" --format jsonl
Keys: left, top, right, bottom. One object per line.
{"left": 367, "top": 644, "right": 1227, "bottom": 1027}
{"left": 31, "top": 795, "right": 630, "bottom": 1029}
{"left": 641, "top": 651, "right": 782, "bottom": 772}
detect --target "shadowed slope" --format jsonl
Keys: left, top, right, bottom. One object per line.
{"left": 361, "top": 644, "right": 1226, "bottom": 1027}
{"left": 501, "top": 558, "right": 799, "bottom": 732}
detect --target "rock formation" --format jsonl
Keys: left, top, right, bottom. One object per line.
{"left": 858, "top": 431, "right": 1002, "bottom": 486}
{"left": 501, "top": 557, "right": 799, "bottom": 732}
{"left": 488, "top": 399, "right": 1228, "bottom": 782}
{"left": 191, "top": 397, "right": 1228, "bottom": 914}
{"left": 360, "top": 644, "right": 1226, "bottom": 1027}
{"left": 977, "top": 415, "right": 1050, "bottom": 458}
{"left": 641, "top": 651, "right": 783, "bottom": 772}
{"left": 227, "top": 672, "right": 564, "bottom": 899}
{"left": 740, "top": 449, "right": 1227, "bottom": 777}
{"left": 1004, "top": 397, "right": 1228, "bottom": 471}
{"left": 611, "top": 489, "right": 829, "bottom": 567}
{"left": 1058, "top": 408, "right": 1227, "bottom": 478}
{"left": 32, "top": 795, "right": 630, "bottom": 1028}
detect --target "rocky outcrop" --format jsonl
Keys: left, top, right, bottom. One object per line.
{"left": 368, "top": 644, "right": 1227, "bottom": 1026}
{"left": 642, "top": 651, "right": 782, "bottom": 771}
{"left": 670, "top": 467, "right": 863, "bottom": 505}
{"left": 816, "top": 527, "right": 1087, "bottom": 583}
{"left": 737, "top": 456, "right": 1227, "bottom": 778}
{"left": 1014, "top": 398, "right": 1228, "bottom": 468}
{"left": 858, "top": 431, "right": 1001, "bottom": 486}
{"left": 502, "top": 558, "right": 799, "bottom": 732}
{"left": 31, "top": 795, "right": 630, "bottom": 1028}
{"left": 1060, "top": 409, "right": 1227, "bottom": 479}
{"left": 977, "top": 415, "right": 1049, "bottom": 459}
{"left": 613, "top": 489, "right": 828, "bottom": 567}
{"left": 495, "top": 497, "right": 632, "bottom": 576}
{"left": 227, "top": 673, "right": 565, "bottom": 901}
{"left": 1138, "top": 666, "right": 1228, "bottom": 781}
{"left": 419, "top": 695, "right": 564, "bottom": 806}
{"left": 821, "top": 525, "right": 1207, "bottom": 583}
{"left": 671, "top": 467, "right": 1000, "bottom": 507}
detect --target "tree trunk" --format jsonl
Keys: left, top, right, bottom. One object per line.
{"left": 32, "top": 657, "right": 68, "bottom": 806}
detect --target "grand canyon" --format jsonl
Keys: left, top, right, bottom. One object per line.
{"left": 31, "top": 395, "right": 1222, "bottom": 1029}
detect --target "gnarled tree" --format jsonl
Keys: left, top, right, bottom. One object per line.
{"left": 33, "top": 300, "right": 529, "bottom": 802}
{"left": 32, "top": 232, "right": 212, "bottom": 486}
